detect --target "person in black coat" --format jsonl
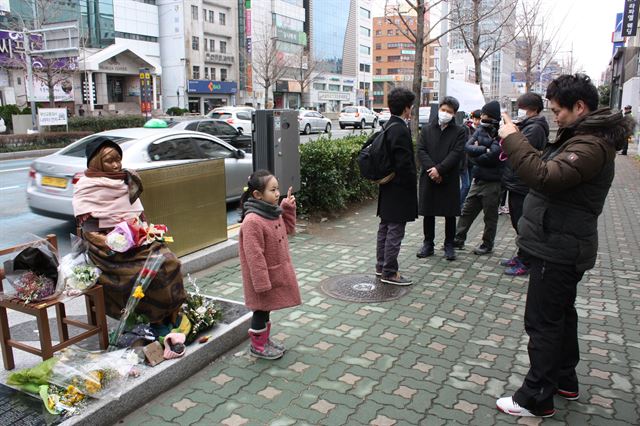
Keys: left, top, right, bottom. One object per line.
{"left": 500, "top": 93, "right": 549, "bottom": 276}
{"left": 416, "top": 96, "right": 466, "bottom": 261}
{"left": 376, "top": 87, "right": 417, "bottom": 286}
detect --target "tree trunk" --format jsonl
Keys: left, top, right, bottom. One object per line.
{"left": 474, "top": 56, "right": 483, "bottom": 95}
{"left": 411, "top": 0, "right": 425, "bottom": 145}
{"left": 472, "top": 0, "right": 484, "bottom": 94}
{"left": 264, "top": 82, "right": 270, "bottom": 108}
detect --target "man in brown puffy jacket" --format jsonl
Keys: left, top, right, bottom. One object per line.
{"left": 495, "top": 74, "right": 635, "bottom": 418}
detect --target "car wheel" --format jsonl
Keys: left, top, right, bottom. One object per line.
{"left": 325, "top": 123, "right": 331, "bottom": 133}
{"left": 304, "top": 124, "right": 311, "bottom": 135}
{"left": 339, "top": 123, "right": 345, "bottom": 129}
{"left": 358, "top": 119, "right": 364, "bottom": 129}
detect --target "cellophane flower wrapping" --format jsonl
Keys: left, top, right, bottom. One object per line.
{"left": 1, "top": 235, "right": 61, "bottom": 303}
{"left": 183, "top": 274, "right": 223, "bottom": 344}
{"left": 106, "top": 222, "right": 135, "bottom": 253}
{"left": 8, "top": 346, "right": 143, "bottom": 416}
{"left": 109, "top": 250, "right": 166, "bottom": 348}
{"left": 58, "top": 234, "right": 101, "bottom": 295}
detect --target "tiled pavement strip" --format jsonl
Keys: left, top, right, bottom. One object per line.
{"left": 121, "top": 156, "right": 640, "bottom": 426}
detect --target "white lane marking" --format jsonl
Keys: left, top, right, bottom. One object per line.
{"left": 0, "top": 185, "right": 21, "bottom": 190}
{"left": 0, "top": 167, "right": 30, "bottom": 173}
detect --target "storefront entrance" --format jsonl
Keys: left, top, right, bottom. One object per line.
{"left": 107, "top": 76, "right": 125, "bottom": 103}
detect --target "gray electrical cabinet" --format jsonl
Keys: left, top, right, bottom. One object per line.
{"left": 251, "top": 109, "right": 301, "bottom": 192}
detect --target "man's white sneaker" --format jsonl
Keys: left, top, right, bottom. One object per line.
{"left": 496, "top": 396, "right": 555, "bottom": 418}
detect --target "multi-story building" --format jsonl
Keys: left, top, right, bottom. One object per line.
{"left": 371, "top": 12, "right": 435, "bottom": 110}
{"left": 306, "top": 0, "right": 372, "bottom": 111}
{"left": 1, "top": 0, "right": 163, "bottom": 115}
{"left": 158, "top": 0, "right": 238, "bottom": 114}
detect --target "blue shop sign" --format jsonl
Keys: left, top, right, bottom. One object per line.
{"left": 187, "top": 80, "right": 237, "bottom": 94}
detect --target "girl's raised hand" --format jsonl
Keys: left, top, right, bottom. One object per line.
{"left": 286, "top": 186, "right": 296, "bottom": 204}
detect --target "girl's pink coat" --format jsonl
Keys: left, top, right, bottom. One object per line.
{"left": 239, "top": 199, "right": 301, "bottom": 311}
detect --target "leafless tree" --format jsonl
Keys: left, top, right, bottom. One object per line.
{"left": 515, "top": 0, "right": 563, "bottom": 92}
{"left": 384, "top": 0, "right": 477, "bottom": 140}
{"left": 451, "top": 0, "right": 520, "bottom": 95}
{"left": 293, "top": 49, "right": 322, "bottom": 108}
{"left": 4, "top": 0, "right": 78, "bottom": 107}
{"left": 250, "top": 25, "right": 295, "bottom": 108}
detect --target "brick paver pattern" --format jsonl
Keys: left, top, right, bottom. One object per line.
{"left": 122, "top": 156, "right": 640, "bottom": 425}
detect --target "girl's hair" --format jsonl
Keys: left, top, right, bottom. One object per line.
{"left": 239, "top": 169, "right": 274, "bottom": 222}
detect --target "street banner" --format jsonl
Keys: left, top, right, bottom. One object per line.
{"left": 623, "top": 0, "right": 639, "bottom": 37}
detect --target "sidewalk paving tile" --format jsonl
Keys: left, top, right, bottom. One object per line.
{"left": 120, "top": 157, "right": 640, "bottom": 425}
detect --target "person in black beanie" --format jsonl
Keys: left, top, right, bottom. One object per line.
{"left": 453, "top": 100, "right": 505, "bottom": 255}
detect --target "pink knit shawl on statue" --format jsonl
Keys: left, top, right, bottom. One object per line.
{"left": 73, "top": 176, "right": 144, "bottom": 228}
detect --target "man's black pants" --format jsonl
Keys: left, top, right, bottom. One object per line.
{"left": 423, "top": 216, "right": 456, "bottom": 247}
{"left": 513, "top": 255, "right": 585, "bottom": 414}
{"left": 507, "top": 191, "right": 529, "bottom": 264}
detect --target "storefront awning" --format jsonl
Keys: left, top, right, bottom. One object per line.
{"left": 78, "top": 44, "right": 161, "bottom": 75}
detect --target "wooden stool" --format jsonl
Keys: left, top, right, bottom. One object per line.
{"left": 0, "top": 234, "right": 109, "bottom": 370}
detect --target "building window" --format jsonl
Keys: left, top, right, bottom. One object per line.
{"left": 203, "top": 8, "right": 206, "bottom": 21}
{"left": 114, "top": 32, "right": 158, "bottom": 42}
{"left": 209, "top": 10, "right": 214, "bottom": 23}
{"left": 376, "top": 69, "right": 382, "bottom": 75}
{"left": 204, "top": 67, "right": 209, "bottom": 79}
{"left": 359, "top": 45, "right": 370, "bottom": 55}
{"left": 191, "top": 5, "right": 198, "bottom": 20}
{"left": 193, "top": 66, "right": 200, "bottom": 79}
{"left": 375, "top": 43, "right": 381, "bottom": 50}
{"left": 375, "top": 30, "right": 382, "bottom": 36}
{"left": 209, "top": 39, "right": 215, "bottom": 52}
{"left": 360, "top": 26, "right": 371, "bottom": 37}
{"left": 387, "top": 29, "right": 394, "bottom": 36}
{"left": 204, "top": 38, "right": 208, "bottom": 51}
{"left": 211, "top": 68, "right": 216, "bottom": 80}
{"left": 359, "top": 7, "right": 370, "bottom": 19}
{"left": 192, "top": 36, "right": 199, "bottom": 50}
{"left": 359, "top": 63, "right": 371, "bottom": 72}
{"left": 328, "top": 84, "right": 340, "bottom": 91}
{"left": 219, "top": 12, "right": 226, "bottom": 25}
{"left": 313, "top": 83, "right": 326, "bottom": 90}
{"left": 375, "top": 56, "right": 382, "bottom": 62}
{"left": 220, "top": 68, "right": 227, "bottom": 81}
{"left": 343, "top": 85, "right": 353, "bottom": 92}
{"left": 220, "top": 41, "right": 227, "bottom": 53}
{"left": 388, "top": 55, "right": 401, "bottom": 62}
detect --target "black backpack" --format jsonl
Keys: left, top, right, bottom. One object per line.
{"left": 357, "top": 122, "right": 400, "bottom": 184}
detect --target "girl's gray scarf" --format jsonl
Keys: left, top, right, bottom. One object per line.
{"left": 244, "top": 198, "right": 282, "bottom": 220}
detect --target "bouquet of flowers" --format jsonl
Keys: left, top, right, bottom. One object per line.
{"left": 1, "top": 236, "right": 61, "bottom": 303}
{"left": 182, "top": 274, "right": 223, "bottom": 344}
{"left": 106, "top": 219, "right": 173, "bottom": 253}
{"left": 8, "top": 347, "right": 142, "bottom": 416}
{"left": 58, "top": 235, "right": 101, "bottom": 295}
{"left": 109, "top": 250, "right": 166, "bottom": 348}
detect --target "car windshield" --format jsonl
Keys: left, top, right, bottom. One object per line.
{"left": 342, "top": 107, "right": 357, "bottom": 113}
{"left": 59, "top": 135, "right": 134, "bottom": 157}
{"left": 208, "top": 112, "right": 232, "bottom": 120}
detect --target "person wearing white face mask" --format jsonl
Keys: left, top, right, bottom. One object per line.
{"left": 416, "top": 96, "right": 467, "bottom": 261}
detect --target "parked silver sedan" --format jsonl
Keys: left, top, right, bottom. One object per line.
{"left": 26, "top": 128, "right": 251, "bottom": 220}
{"left": 298, "top": 110, "right": 332, "bottom": 134}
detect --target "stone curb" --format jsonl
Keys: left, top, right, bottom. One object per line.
{"left": 61, "top": 297, "right": 252, "bottom": 426}
{"left": 180, "top": 238, "right": 239, "bottom": 275}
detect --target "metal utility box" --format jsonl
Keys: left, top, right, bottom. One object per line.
{"left": 251, "top": 109, "right": 300, "bottom": 192}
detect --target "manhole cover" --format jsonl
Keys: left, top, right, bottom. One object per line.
{"left": 319, "top": 274, "right": 411, "bottom": 302}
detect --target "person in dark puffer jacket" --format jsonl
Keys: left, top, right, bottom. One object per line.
{"left": 453, "top": 100, "right": 505, "bottom": 255}
{"left": 500, "top": 93, "right": 549, "bottom": 276}
{"left": 495, "top": 74, "right": 635, "bottom": 419}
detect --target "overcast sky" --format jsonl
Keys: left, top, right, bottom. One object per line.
{"left": 371, "top": 0, "right": 626, "bottom": 84}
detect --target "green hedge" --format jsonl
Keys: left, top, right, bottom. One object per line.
{"left": 67, "top": 115, "right": 147, "bottom": 132}
{"left": 0, "top": 131, "right": 91, "bottom": 153}
{"left": 297, "top": 134, "right": 377, "bottom": 215}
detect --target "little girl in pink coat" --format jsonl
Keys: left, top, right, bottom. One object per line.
{"left": 239, "top": 169, "right": 301, "bottom": 359}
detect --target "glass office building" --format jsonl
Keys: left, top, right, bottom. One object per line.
{"left": 312, "top": 0, "right": 350, "bottom": 74}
